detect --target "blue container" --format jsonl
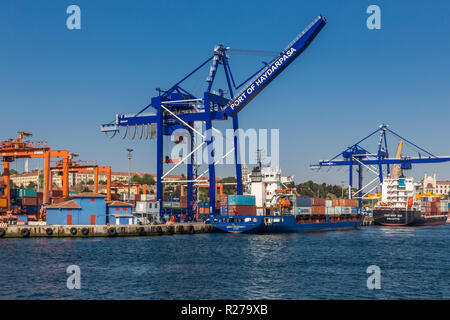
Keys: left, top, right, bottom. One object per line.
{"left": 24, "top": 205, "right": 39, "bottom": 214}
{"left": 398, "top": 178, "right": 405, "bottom": 187}
{"left": 17, "top": 215, "right": 28, "bottom": 223}
{"left": 228, "top": 195, "right": 255, "bottom": 206}
{"left": 351, "top": 207, "right": 359, "bottom": 214}
{"left": 296, "top": 197, "right": 311, "bottom": 207}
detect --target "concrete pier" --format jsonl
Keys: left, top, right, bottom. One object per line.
{"left": 0, "top": 223, "right": 215, "bottom": 238}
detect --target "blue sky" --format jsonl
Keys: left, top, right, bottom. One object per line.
{"left": 1, "top": 0, "right": 449, "bottom": 185}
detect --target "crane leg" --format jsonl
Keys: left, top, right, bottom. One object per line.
{"left": 187, "top": 125, "right": 193, "bottom": 219}
{"left": 204, "top": 94, "right": 216, "bottom": 214}
{"left": 156, "top": 99, "right": 164, "bottom": 220}
{"left": 233, "top": 115, "right": 243, "bottom": 195}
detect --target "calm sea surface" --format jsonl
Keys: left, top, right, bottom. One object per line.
{"left": 0, "top": 224, "right": 449, "bottom": 299}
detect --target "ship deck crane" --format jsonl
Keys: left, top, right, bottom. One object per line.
{"left": 100, "top": 15, "right": 327, "bottom": 219}
{"left": 311, "top": 124, "right": 450, "bottom": 211}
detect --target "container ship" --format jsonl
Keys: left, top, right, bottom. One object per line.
{"left": 373, "top": 177, "right": 448, "bottom": 226}
{"left": 209, "top": 165, "right": 363, "bottom": 234}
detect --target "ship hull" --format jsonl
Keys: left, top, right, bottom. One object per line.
{"left": 373, "top": 209, "right": 447, "bottom": 226}
{"left": 209, "top": 215, "right": 362, "bottom": 234}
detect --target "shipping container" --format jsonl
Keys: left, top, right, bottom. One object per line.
{"left": 22, "top": 197, "right": 38, "bottom": 206}
{"left": 227, "top": 204, "right": 256, "bottom": 215}
{"left": 325, "top": 200, "right": 332, "bottom": 207}
{"left": 23, "top": 205, "right": 39, "bottom": 214}
{"left": 0, "top": 198, "right": 7, "bottom": 208}
{"left": 228, "top": 195, "right": 256, "bottom": 206}
{"left": 140, "top": 194, "right": 156, "bottom": 201}
{"left": 297, "top": 207, "right": 311, "bottom": 215}
{"left": 219, "top": 195, "right": 228, "bottom": 206}
{"left": 311, "top": 198, "right": 326, "bottom": 206}
{"left": 17, "top": 215, "right": 28, "bottom": 224}
{"left": 171, "top": 202, "right": 180, "bottom": 208}
{"left": 163, "top": 201, "right": 172, "bottom": 208}
{"left": 311, "top": 206, "right": 325, "bottom": 215}
{"left": 18, "top": 189, "right": 37, "bottom": 198}
{"left": 296, "top": 197, "right": 311, "bottom": 207}
{"left": 220, "top": 206, "right": 228, "bottom": 216}
{"left": 51, "top": 190, "right": 63, "bottom": 198}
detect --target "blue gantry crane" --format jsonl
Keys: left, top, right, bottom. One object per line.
{"left": 101, "top": 15, "right": 327, "bottom": 220}
{"left": 311, "top": 124, "right": 450, "bottom": 211}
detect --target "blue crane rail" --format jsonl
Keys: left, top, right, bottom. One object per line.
{"left": 222, "top": 15, "right": 327, "bottom": 117}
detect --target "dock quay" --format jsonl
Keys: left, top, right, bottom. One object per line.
{"left": 0, "top": 222, "right": 215, "bottom": 238}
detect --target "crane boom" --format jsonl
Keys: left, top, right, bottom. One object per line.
{"left": 222, "top": 15, "right": 327, "bottom": 117}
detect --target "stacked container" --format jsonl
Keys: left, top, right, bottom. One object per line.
{"left": 219, "top": 195, "right": 228, "bottom": 216}
{"left": 296, "top": 197, "right": 311, "bottom": 215}
{"left": 296, "top": 197, "right": 359, "bottom": 216}
{"left": 227, "top": 195, "right": 256, "bottom": 216}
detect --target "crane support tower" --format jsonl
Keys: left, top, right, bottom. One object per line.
{"left": 101, "top": 15, "right": 327, "bottom": 220}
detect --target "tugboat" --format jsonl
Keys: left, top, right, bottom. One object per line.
{"left": 373, "top": 177, "right": 447, "bottom": 226}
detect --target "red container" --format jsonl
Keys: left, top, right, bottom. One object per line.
{"left": 227, "top": 205, "right": 256, "bottom": 216}
{"left": 219, "top": 195, "right": 228, "bottom": 206}
{"left": 22, "top": 197, "right": 38, "bottom": 206}
{"left": 311, "top": 206, "right": 326, "bottom": 215}
{"left": 51, "top": 190, "right": 63, "bottom": 198}
{"left": 311, "top": 198, "right": 325, "bottom": 206}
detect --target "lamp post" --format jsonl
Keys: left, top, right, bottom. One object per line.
{"left": 127, "top": 149, "right": 133, "bottom": 200}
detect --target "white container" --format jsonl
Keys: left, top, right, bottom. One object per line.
{"left": 297, "top": 207, "right": 311, "bottom": 215}
{"left": 171, "top": 202, "right": 180, "bottom": 208}
{"left": 325, "top": 200, "right": 332, "bottom": 208}
{"left": 141, "top": 194, "right": 156, "bottom": 201}
{"left": 342, "top": 207, "right": 351, "bottom": 214}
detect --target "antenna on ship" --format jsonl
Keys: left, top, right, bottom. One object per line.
{"left": 256, "top": 148, "right": 264, "bottom": 169}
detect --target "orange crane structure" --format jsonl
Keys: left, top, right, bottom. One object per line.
{"left": 50, "top": 154, "right": 112, "bottom": 201}
{"left": 0, "top": 132, "right": 70, "bottom": 212}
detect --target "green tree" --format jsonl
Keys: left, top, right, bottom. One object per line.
{"left": 220, "top": 177, "right": 237, "bottom": 195}
{"left": 141, "top": 174, "right": 155, "bottom": 185}
{"left": 131, "top": 175, "right": 143, "bottom": 184}
{"left": 26, "top": 181, "right": 36, "bottom": 189}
